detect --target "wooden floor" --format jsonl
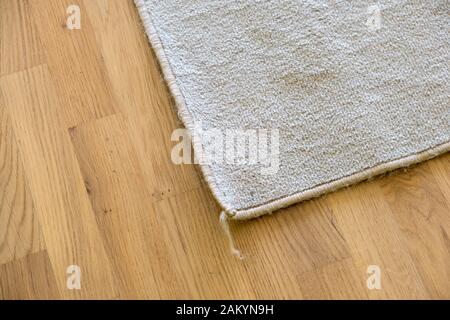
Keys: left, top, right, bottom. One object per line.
{"left": 1, "top": 0, "right": 449, "bottom": 300}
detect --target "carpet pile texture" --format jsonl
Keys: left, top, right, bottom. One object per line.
{"left": 136, "top": 0, "right": 450, "bottom": 220}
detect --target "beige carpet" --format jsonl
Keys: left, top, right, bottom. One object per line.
{"left": 136, "top": 0, "right": 450, "bottom": 221}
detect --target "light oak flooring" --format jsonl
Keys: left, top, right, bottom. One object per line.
{"left": 0, "top": 0, "right": 449, "bottom": 299}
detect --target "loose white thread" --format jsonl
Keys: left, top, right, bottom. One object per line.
{"left": 220, "top": 210, "right": 244, "bottom": 259}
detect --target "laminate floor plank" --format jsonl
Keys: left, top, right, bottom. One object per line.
{"left": 0, "top": 65, "right": 118, "bottom": 299}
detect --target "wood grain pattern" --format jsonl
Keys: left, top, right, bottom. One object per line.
{"left": 0, "top": 0, "right": 45, "bottom": 76}
{"left": 0, "top": 251, "right": 60, "bottom": 299}
{"left": 0, "top": 65, "right": 117, "bottom": 299}
{"left": 296, "top": 258, "right": 369, "bottom": 299}
{"left": 0, "top": 0, "right": 448, "bottom": 299}
{"left": 70, "top": 114, "right": 171, "bottom": 299}
{"left": 380, "top": 164, "right": 450, "bottom": 298}
{"left": 0, "top": 99, "right": 45, "bottom": 265}
{"left": 324, "top": 182, "right": 430, "bottom": 299}
{"left": 28, "top": 0, "right": 118, "bottom": 128}
{"left": 82, "top": 0, "right": 202, "bottom": 200}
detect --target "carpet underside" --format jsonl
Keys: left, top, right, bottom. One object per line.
{"left": 135, "top": 0, "right": 450, "bottom": 220}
